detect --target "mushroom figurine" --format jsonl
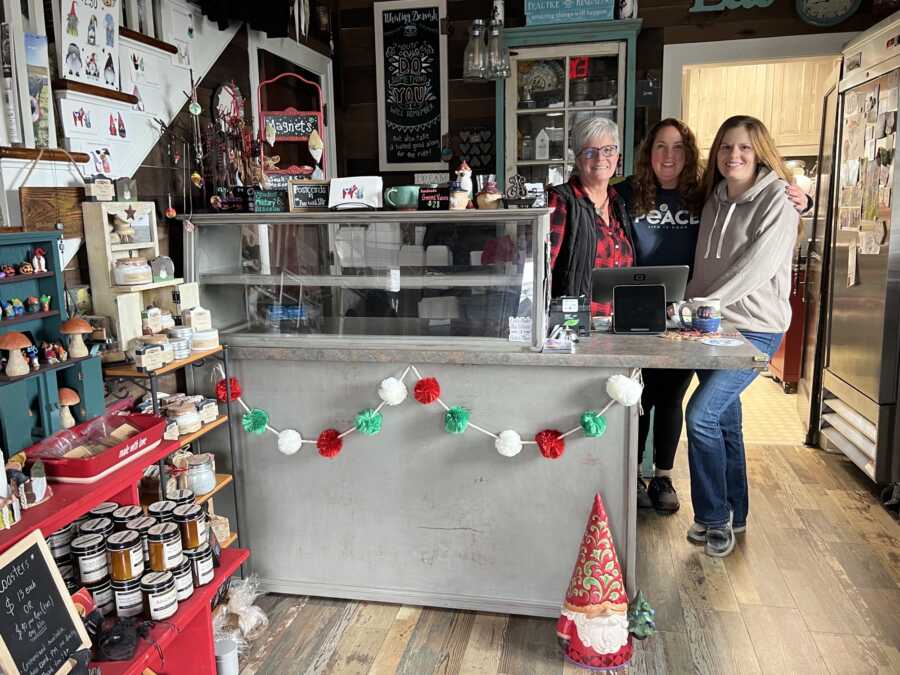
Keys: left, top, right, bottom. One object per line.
{"left": 0, "top": 332, "right": 32, "bottom": 377}
{"left": 60, "top": 316, "right": 92, "bottom": 358}
{"left": 58, "top": 388, "right": 80, "bottom": 429}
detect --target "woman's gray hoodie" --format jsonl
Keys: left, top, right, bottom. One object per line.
{"left": 686, "top": 167, "right": 798, "bottom": 333}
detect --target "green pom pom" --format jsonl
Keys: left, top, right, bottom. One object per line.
{"left": 444, "top": 405, "right": 471, "bottom": 434}
{"left": 242, "top": 408, "right": 270, "bottom": 434}
{"left": 580, "top": 410, "right": 607, "bottom": 438}
{"left": 355, "top": 408, "right": 383, "bottom": 436}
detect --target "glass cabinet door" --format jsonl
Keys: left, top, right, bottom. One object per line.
{"left": 505, "top": 43, "right": 626, "bottom": 186}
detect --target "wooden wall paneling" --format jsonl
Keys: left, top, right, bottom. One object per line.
{"left": 18, "top": 187, "right": 86, "bottom": 237}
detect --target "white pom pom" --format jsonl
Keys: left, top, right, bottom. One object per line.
{"left": 495, "top": 430, "right": 523, "bottom": 457}
{"left": 378, "top": 377, "right": 408, "bottom": 406}
{"left": 606, "top": 374, "right": 644, "bottom": 407}
{"left": 277, "top": 429, "right": 303, "bottom": 455}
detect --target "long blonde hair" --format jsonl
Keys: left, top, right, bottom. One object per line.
{"left": 702, "top": 115, "right": 793, "bottom": 201}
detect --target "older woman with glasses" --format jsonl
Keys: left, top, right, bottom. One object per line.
{"left": 548, "top": 117, "right": 635, "bottom": 316}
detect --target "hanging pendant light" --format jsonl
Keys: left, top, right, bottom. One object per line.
{"left": 463, "top": 19, "right": 488, "bottom": 81}
{"left": 486, "top": 21, "right": 510, "bottom": 81}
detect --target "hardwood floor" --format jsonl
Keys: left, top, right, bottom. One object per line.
{"left": 241, "top": 379, "right": 900, "bottom": 674}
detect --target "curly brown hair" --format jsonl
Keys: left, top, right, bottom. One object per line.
{"left": 630, "top": 118, "right": 704, "bottom": 217}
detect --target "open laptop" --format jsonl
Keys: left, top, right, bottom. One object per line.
{"left": 591, "top": 265, "right": 690, "bottom": 306}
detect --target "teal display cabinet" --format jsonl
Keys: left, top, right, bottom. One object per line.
{"left": 0, "top": 232, "right": 104, "bottom": 458}
{"left": 495, "top": 20, "right": 642, "bottom": 186}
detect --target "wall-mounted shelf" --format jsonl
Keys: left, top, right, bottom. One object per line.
{"left": 0, "top": 354, "right": 94, "bottom": 385}
{"left": 0, "top": 309, "right": 59, "bottom": 328}
{"left": 119, "top": 27, "right": 178, "bottom": 54}
{"left": 53, "top": 79, "right": 140, "bottom": 105}
{"left": 0, "top": 271, "right": 55, "bottom": 286}
{"left": 0, "top": 147, "right": 90, "bottom": 163}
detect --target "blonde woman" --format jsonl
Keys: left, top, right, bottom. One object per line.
{"left": 683, "top": 115, "right": 799, "bottom": 557}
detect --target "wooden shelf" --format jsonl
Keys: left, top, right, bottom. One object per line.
{"left": 176, "top": 415, "right": 228, "bottom": 448}
{"left": 196, "top": 473, "right": 233, "bottom": 505}
{"left": 222, "top": 532, "right": 238, "bottom": 548}
{"left": 88, "top": 546, "right": 250, "bottom": 675}
{"left": 0, "top": 354, "right": 95, "bottom": 385}
{"left": 104, "top": 346, "right": 223, "bottom": 379}
{"left": 0, "top": 147, "right": 90, "bottom": 163}
{"left": 0, "top": 271, "right": 54, "bottom": 286}
{"left": 53, "top": 79, "right": 139, "bottom": 105}
{"left": 119, "top": 26, "right": 178, "bottom": 54}
{"left": 0, "top": 309, "right": 58, "bottom": 328}
{"left": 111, "top": 277, "right": 184, "bottom": 293}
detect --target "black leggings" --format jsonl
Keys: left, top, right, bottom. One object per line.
{"left": 638, "top": 369, "right": 695, "bottom": 471}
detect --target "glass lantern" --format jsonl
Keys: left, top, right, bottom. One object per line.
{"left": 150, "top": 255, "right": 175, "bottom": 282}
{"left": 463, "top": 20, "right": 487, "bottom": 81}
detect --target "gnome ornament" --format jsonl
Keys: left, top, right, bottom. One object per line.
{"left": 556, "top": 493, "right": 632, "bottom": 670}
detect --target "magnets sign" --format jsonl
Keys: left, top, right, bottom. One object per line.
{"left": 374, "top": 0, "right": 449, "bottom": 172}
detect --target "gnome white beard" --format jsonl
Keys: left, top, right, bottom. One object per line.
{"left": 562, "top": 609, "right": 629, "bottom": 653}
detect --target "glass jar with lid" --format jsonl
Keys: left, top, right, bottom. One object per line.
{"left": 113, "top": 258, "right": 153, "bottom": 286}
{"left": 185, "top": 454, "right": 216, "bottom": 496}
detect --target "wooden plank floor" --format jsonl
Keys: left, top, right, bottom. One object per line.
{"left": 241, "top": 378, "right": 900, "bottom": 674}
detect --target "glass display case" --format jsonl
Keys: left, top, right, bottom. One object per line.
{"left": 497, "top": 21, "right": 641, "bottom": 186}
{"left": 183, "top": 210, "right": 550, "bottom": 350}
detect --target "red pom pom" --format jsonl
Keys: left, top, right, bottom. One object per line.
{"left": 215, "top": 377, "right": 241, "bottom": 402}
{"left": 413, "top": 377, "right": 441, "bottom": 404}
{"left": 535, "top": 429, "right": 565, "bottom": 459}
{"left": 317, "top": 429, "right": 343, "bottom": 458}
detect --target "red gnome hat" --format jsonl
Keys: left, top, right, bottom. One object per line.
{"left": 556, "top": 493, "right": 632, "bottom": 671}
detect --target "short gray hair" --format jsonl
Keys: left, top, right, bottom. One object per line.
{"left": 571, "top": 117, "right": 620, "bottom": 155}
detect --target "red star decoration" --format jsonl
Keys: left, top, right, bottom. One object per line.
{"left": 124, "top": 205, "right": 136, "bottom": 219}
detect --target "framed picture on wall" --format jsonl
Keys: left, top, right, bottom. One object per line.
{"left": 374, "top": 0, "right": 449, "bottom": 172}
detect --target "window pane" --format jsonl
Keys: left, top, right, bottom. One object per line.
{"left": 516, "top": 58, "right": 566, "bottom": 109}
{"left": 568, "top": 54, "right": 619, "bottom": 108}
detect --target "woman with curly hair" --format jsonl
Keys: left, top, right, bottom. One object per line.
{"left": 615, "top": 119, "right": 807, "bottom": 515}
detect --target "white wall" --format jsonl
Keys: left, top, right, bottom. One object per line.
{"left": 662, "top": 32, "right": 859, "bottom": 119}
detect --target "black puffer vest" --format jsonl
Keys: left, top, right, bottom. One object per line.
{"left": 548, "top": 182, "right": 636, "bottom": 301}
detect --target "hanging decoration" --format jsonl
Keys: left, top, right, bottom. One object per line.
{"left": 213, "top": 364, "right": 642, "bottom": 460}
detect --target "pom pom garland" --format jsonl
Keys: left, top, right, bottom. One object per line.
{"left": 580, "top": 411, "right": 608, "bottom": 438}
{"left": 606, "top": 374, "right": 643, "bottom": 407}
{"left": 495, "top": 430, "right": 523, "bottom": 457}
{"left": 355, "top": 409, "right": 384, "bottom": 435}
{"left": 317, "top": 429, "right": 343, "bottom": 458}
{"left": 377, "top": 377, "right": 407, "bottom": 406}
{"left": 535, "top": 429, "right": 565, "bottom": 459}
{"left": 443, "top": 406, "right": 471, "bottom": 434}
{"left": 277, "top": 429, "right": 303, "bottom": 455}
{"left": 414, "top": 377, "right": 441, "bottom": 404}
{"left": 241, "top": 408, "right": 269, "bottom": 434}
{"left": 215, "top": 377, "right": 242, "bottom": 402}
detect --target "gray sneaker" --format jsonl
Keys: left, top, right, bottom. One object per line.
{"left": 705, "top": 524, "right": 736, "bottom": 557}
{"left": 637, "top": 478, "right": 653, "bottom": 509}
{"left": 647, "top": 476, "right": 679, "bottom": 513}
{"left": 686, "top": 518, "right": 745, "bottom": 545}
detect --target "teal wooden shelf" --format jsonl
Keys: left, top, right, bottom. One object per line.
{"left": 0, "top": 271, "right": 54, "bottom": 285}
{"left": 0, "top": 354, "right": 96, "bottom": 386}
{"left": 0, "top": 309, "right": 59, "bottom": 328}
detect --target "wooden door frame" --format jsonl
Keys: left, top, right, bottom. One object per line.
{"left": 662, "top": 32, "right": 858, "bottom": 119}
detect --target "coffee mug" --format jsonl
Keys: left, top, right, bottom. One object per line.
{"left": 672, "top": 298, "right": 722, "bottom": 333}
{"left": 384, "top": 185, "right": 420, "bottom": 210}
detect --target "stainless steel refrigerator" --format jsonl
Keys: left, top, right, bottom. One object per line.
{"left": 819, "top": 14, "right": 900, "bottom": 484}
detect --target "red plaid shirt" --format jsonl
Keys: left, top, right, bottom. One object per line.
{"left": 549, "top": 177, "right": 634, "bottom": 316}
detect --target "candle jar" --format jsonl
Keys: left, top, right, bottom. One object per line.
{"left": 107, "top": 530, "right": 145, "bottom": 582}
{"left": 174, "top": 503, "right": 207, "bottom": 550}
{"left": 148, "top": 499, "right": 177, "bottom": 523}
{"left": 147, "top": 522, "right": 184, "bottom": 572}
{"left": 141, "top": 571, "right": 179, "bottom": 621}
{"left": 71, "top": 533, "right": 109, "bottom": 585}
{"left": 186, "top": 454, "right": 216, "bottom": 496}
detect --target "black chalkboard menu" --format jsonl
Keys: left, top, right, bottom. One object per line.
{"left": 0, "top": 532, "right": 90, "bottom": 675}
{"left": 376, "top": 2, "right": 447, "bottom": 171}
{"left": 289, "top": 180, "right": 330, "bottom": 212}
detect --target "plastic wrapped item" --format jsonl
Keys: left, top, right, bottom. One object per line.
{"left": 212, "top": 575, "right": 269, "bottom": 649}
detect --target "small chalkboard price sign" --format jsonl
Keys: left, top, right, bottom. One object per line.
{"left": 260, "top": 108, "right": 322, "bottom": 142}
{"left": 0, "top": 531, "right": 90, "bottom": 675}
{"left": 374, "top": 0, "right": 449, "bottom": 172}
{"left": 248, "top": 189, "right": 286, "bottom": 213}
{"left": 288, "top": 180, "right": 330, "bottom": 212}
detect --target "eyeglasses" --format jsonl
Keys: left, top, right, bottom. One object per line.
{"left": 578, "top": 145, "right": 619, "bottom": 160}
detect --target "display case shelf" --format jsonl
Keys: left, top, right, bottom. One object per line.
{"left": 199, "top": 273, "right": 525, "bottom": 289}
{"left": 0, "top": 271, "right": 54, "bottom": 285}
{"left": 0, "top": 309, "right": 59, "bottom": 327}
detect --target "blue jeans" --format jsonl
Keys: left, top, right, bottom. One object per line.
{"left": 685, "top": 330, "right": 783, "bottom": 529}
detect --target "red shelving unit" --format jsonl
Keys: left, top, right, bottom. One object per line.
{"left": 0, "top": 421, "right": 250, "bottom": 675}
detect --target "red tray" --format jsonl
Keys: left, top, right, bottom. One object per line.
{"left": 25, "top": 414, "right": 165, "bottom": 483}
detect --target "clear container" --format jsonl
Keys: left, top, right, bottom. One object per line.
{"left": 186, "top": 454, "right": 216, "bottom": 496}
{"left": 463, "top": 20, "right": 487, "bottom": 81}
{"left": 521, "top": 135, "right": 534, "bottom": 161}
{"left": 113, "top": 258, "right": 153, "bottom": 286}
{"left": 170, "top": 403, "right": 201, "bottom": 435}
{"left": 485, "top": 22, "right": 509, "bottom": 80}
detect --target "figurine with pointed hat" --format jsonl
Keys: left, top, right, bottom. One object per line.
{"left": 556, "top": 493, "right": 632, "bottom": 670}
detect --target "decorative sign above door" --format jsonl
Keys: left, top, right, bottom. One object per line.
{"left": 525, "top": 0, "right": 614, "bottom": 24}
{"left": 689, "top": 0, "right": 775, "bottom": 11}
{"left": 374, "top": 0, "right": 449, "bottom": 172}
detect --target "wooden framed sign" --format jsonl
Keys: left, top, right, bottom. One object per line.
{"left": 374, "top": 0, "right": 449, "bottom": 172}
{"left": 261, "top": 108, "right": 322, "bottom": 142}
{"left": 0, "top": 531, "right": 91, "bottom": 675}
{"left": 288, "top": 180, "right": 330, "bottom": 212}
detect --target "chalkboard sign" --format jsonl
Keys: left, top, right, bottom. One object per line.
{"left": 260, "top": 108, "right": 322, "bottom": 142}
{"left": 289, "top": 180, "right": 330, "bottom": 212}
{"left": 418, "top": 186, "right": 449, "bottom": 210}
{"left": 0, "top": 531, "right": 90, "bottom": 675}
{"left": 375, "top": 0, "right": 449, "bottom": 172}
{"left": 248, "top": 189, "right": 286, "bottom": 213}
